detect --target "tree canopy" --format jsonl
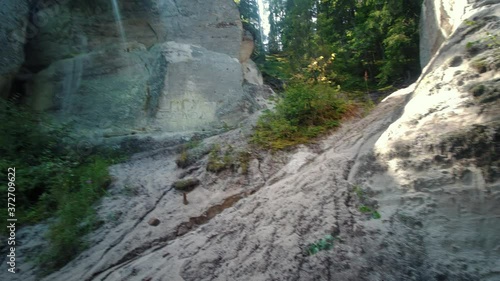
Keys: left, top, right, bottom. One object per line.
{"left": 236, "top": 0, "right": 266, "bottom": 63}
{"left": 266, "top": 0, "right": 422, "bottom": 87}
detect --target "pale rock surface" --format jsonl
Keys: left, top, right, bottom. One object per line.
{"left": 239, "top": 30, "right": 264, "bottom": 85}
{"left": 419, "top": 0, "right": 494, "bottom": 68}
{"left": 24, "top": 0, "right": 242, "bottom": 69}
{"left": 2, "top": 1, "right": 500, "bottom": 281}
{"left": 153, "top": 41, "right": 255, "bottom": 131}
{"left": 239, "top": 30, "right": 255, "bottom": 63}
{"left": 26, "top": 40, "right": 260, "bottom": 136}
{"left": 21, "top": 0, "right": 256, "bottom": 137}
{"left": 242, "top": 60, "right": 264, "bottom": 85}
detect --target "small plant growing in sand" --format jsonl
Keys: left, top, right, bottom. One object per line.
{"left": 353, "top": 185, "right": 364, "bottom": 198}
{"left": 175, "top": 140, "right": 201, "bottom": 168}
{"left": 123, "top": 184, "right": 140, "bottom": 196}
{"left": 176, "top": 149, "right": 190, "bottom": 168}
{"left": 352, "top": 185, "right": 381, "bottom": 220}
{"left": 237, "top": 150, "right": 252, "bottom": 174}
{"left": 307, "top": 234, "right": 335, "bottom": 255}
{"left": 207, "top": 144, "right": 234, "bottom": 173}
{"left": 359, "top": 205, "right": 381, "bottom": 219}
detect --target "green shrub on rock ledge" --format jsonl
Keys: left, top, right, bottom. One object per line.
{"left": 0, "top": 99, "right": 125, "bottom": 274}
{"left": 172, "top": 178, "right": 201, "bottom": 192}
{"left": 252, "top": 83, "right": 357, "bottom": 150}
{"left": 206, "top": 144, "right": 234, "bottom": 173}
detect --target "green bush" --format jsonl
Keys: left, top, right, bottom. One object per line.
{"left": 0, "top": 99, "right": 123, "bottom": 273}
{"left": 172, "top": 178, "right": 200, "bottom": 191}
{"left": 175, "top": 140, "right": 202, "bottom": 168}
{"left": 206, "top": 144, "right": 234, "bottom": 173}
{"left": 175, "top": 150, "right": 190, "bottom": 168}
{"left": 252, "top": 83, "right": 355, "bottom": 150}
{"left": 38, "top": 156, "right": 112, "bottom": 273}
{"left": 237, "top": 150, "right": 252, "bottom": 175}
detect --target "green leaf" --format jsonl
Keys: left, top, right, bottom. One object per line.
{"left": 359, "top": 205, "right": 373, "bottom": 213}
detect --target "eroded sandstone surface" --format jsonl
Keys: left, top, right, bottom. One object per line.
{"left": 1, "top": 0, "right": 499, "bottom": 281}
{"left": 6, "top": 0, "right": 266, "bottom": 138}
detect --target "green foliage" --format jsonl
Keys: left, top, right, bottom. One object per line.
{"left": 372, "top": 211, "right": 382, "bottom": 219}
{"left": 471, "top": 58, "right": 488, "bottom": 73}
{"left": 352, "top": 185, "right": 381, "bottom": 220}
{"left": 307, "top": 234, "right": 336, "bottom": 255}
{"left": 186, "top": 140, "right": 201, "bottom": 149}
{"left": 236, "top": 0, "right": 266, "bottom": 63}
{"left": 172, "top": 178, "right": 200, "bottom": 191}
{"left": 471, "top": 84, "right": 486, "bottom": 97}
{"left": 359, "top": 205, "right": 381, "bottom": 219}
{"left": 0, "top": 99, "right": 124, "bottom": 273}
{"left": 268, "top": 0, "right": 422, "bottom": 87}
{"left": 237, "top": 151, "right": 252, "bottom": 175}
{"left": 466, "top": 40, "right": 480, "bottom": 50}
{"left": 206, "top": 144, "right": 233, "bottom": 173}
{"left": 260, "top": 54, "right": 292, "bottom": 92}
{"left": 252, "top": 83, "right": 355, "bottom": 150}
{"left": 485, "top": 31, "right": 500, "bottom": 48}
{"left": 359, "top": 205, "right": 373, "bottom": 213}
{"left": 176, "top": 150, "right": 190, "bottom": 168}
{"left": 464, "top": 19, "right": 477, "bottom": 26}
{"left": 205, "top": 144, "right": 251, "bottom": 174}
{"left": 175, "top": 140, "right": 201, "bottom": 168}
{"left": 280, "top": 0, "right": 318, "bottom": 69}
{"left": 37, "top": 157, "right": 112, "bottom": 273}
{"left": 353, "top": 185, "right": 364, "bottom": 198}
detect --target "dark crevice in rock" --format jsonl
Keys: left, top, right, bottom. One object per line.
{"left": 177, "top": 192, "right": 247, "bottom": 233}
{"left": 92, "top": 188, "right": 261, "bottom": 281}
{"left": 89, "top": 187, "right": 175, "bottom": 281}
{"left": 146, "top": 22, "right": 159, "bottom": 42}
{"left": 344, "top": 159, "right": 354, "bottom": 180}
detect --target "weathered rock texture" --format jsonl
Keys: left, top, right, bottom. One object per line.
{"left": 0, "top": 0, "right": 29, "bottom": 98}
{"left": 21, "top": 0, "right": 263, "bottom": 137}
{"left": 1, "top": 1, "right": 499, "bottom": 281}
{"left": 419, "top": 0, "right": 494, "bottom": 68}
{"left": 24, "top": 0, "right": 242, "bottom": 69}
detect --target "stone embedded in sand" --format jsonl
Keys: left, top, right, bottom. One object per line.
{"left": 147, "top": 218, "right": 160, "bottom": 227}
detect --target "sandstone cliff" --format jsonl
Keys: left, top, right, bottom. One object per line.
{"left": 5, "top": 0, "right": 267, "bottom": 140}
{"left": 1, "top": 0, "right": 499, "bottom": 280}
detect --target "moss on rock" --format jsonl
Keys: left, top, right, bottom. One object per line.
{"left": 172, "top": 178, "right": 200, "bottom": 192}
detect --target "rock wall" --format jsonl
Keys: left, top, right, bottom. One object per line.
{"left": 18, "top": 0, "right": 263, "bottom": 138}
{"left": 2, "top": 1, "right": 499, "bottom": 281}
{"left": 0, "top": 0, "right": 29, "bottom": 98}
{"left": 24, "top": 0, "right": 243, "bottom": 69}
{"left": 419, "top": 0, "right": 494, "bottom": 68}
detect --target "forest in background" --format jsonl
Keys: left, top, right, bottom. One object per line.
{"left": 237, "top": 0, "right": 423, "bottom": 88}
{"left": 235, "top": 0, "right": 423, "bottom": 149}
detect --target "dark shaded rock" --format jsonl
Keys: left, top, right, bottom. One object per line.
{"left": 147, "top": 217, "right": 160, "bottom": 226}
